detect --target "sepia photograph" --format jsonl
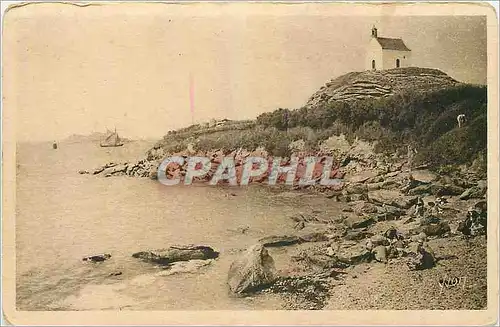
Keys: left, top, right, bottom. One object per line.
{"left": 1, "top": 1, "right": 498, "bottom": 325}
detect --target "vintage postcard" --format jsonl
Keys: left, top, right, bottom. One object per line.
{"left": 1, "top": 1, "right": 498, "bottom": 325}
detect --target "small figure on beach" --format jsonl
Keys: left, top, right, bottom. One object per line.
{"left": 52, "top": 141, "right": 58, "bottom": 150}
{"left": 457, "top": 114, "right": 466, "bottom": 128}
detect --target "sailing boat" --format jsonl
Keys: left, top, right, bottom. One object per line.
{"left": 100, "top": 128, "right": 124, "bottom": 147}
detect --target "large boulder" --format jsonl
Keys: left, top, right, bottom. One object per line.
{"left": 373, "top": 245, "right": 388, "bottom": 263}
{"left": 406, "top": 242, "right": 436, "bottom": 270}
{"left": 337, "top": 243, "right": 373, "bottom": 265}
{"left": 375, "top": 204, "right": 404, "bottom": 221}
{"left": 457, "top": 201, "right": 487, "bottom": 236}
{"left": 366, "top": 175, "right": 385, "bottom": 184}
{"left": 370, "top": 234, "right": 390, "bottom": 246}
{"left": 423, "top": 221, "right": 451, "bottom": 236}
{"left": 345, "top": 183, "right": 368, "bottom": 195}
{"left": 296, "top": 224, "right": 333, "bottom": 242}
{"left": 344, "top": 229, "right": 374, "bottom": 241}
{"left": 259, "top": 235, "right": 301, "bottom": 247}
{"left": 227, "top": 244, "right": 277, "bottom": 294}
{"left": 459, "top": 184, "right": 487, "bottom": 200}
{"left": 388, "top": 196, "right": 419, "bottom": 210}
{"left": 410, "top": 170, "right": 438, "bottom": 183}
{"left": 383, "top": 226, "right": 404, "bottom": 240}
{"left": 401, "top": 177, "right": 429, "bottom": 194}
{"left": 368, "top": 190, "right": 402, "bottom": 205}
{"left": 348, "top": 172, "right": 375, "bottom": 184}
{"left": 132, "top": 245, "right": 219, "bottom": 265}
{"left": 343, "top": 216, "right": 375, "bottom": 229}
{"left": 431, "top": 184, "right": 465, "bottom": 196}
{"left": 350, "top": 193, "right": 369, "bottom": 201}
{"left": 366, "top": 181, "right": 383, "bottom": 191}
{"left": 407, "top": 184, "right": 432, "bottom": 196}
{"left": 353, "top": 202, "right": 379, "bottom": 215}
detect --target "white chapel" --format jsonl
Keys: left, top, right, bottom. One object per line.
{"left": 365, "top": 26, "right": 412, "bottom": 71}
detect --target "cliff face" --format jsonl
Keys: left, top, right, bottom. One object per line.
{"left": 306, "top": 67, "right": 460, "bottom": 108}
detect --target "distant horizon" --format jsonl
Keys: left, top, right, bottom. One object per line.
{"left": 29, "top": 65, "right": 483, "bottom": 143}
{"left": 14, "top": 65, "right": 488, "bottom": 143}
{"left": 17, "top": 132, "right": 160, "bottom": 143}
{"left": 4, "top": 4, "right": 487, "bottom": 142}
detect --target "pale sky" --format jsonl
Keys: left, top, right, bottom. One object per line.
{"left": 3, "top": 3, "right": 488, "bottom": 141}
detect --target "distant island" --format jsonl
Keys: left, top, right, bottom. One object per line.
{"left": 63, "top": 130, "right": 131, "bottom": 145}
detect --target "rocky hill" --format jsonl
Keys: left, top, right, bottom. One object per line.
{"left": 89, "top": 67, "right": 486, "bottom": 181}
{"left": 306, "top": 67, "right": 460, "bottom": 108}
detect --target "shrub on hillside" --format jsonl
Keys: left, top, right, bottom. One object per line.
{"left": 255, "top": 84, "right": 487, "bottom": 167}
{"left": 153, "top": 82, "right": 487, "bottom": 171}
{"left": 414, "top": 114, "right": 487, "bottom": 167}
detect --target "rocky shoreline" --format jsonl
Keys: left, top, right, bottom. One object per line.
{"left": 80, "top": 139, "right": 487, "bottom": 309}
{"left": 75, "top": 122, "right": 487, "bottom": 310}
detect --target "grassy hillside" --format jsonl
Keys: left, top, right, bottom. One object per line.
{"left": 147, "top": 68, "right": 487, "bottom": 173}
{"left": 256, "top": 83, "right": 487, "bottom": 163}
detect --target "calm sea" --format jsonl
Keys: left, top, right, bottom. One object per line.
{"left": 15, "top": 140, "right": 337, "bottom": 310}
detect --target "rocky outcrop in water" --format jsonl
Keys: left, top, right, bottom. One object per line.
{"left": 82, "top": 254, "right": 111, "bottom": 262}
{"left": 259, "top": 235, "right": 302, "bottom": 247}
{"left": 92, "top": 147, "right": 346, "bottom": 189}
{"left": 156, "top": 259, "right": 214, "bottom": 276}
{"left": 132, "top": 245, "right": 219, "bottom": 265}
